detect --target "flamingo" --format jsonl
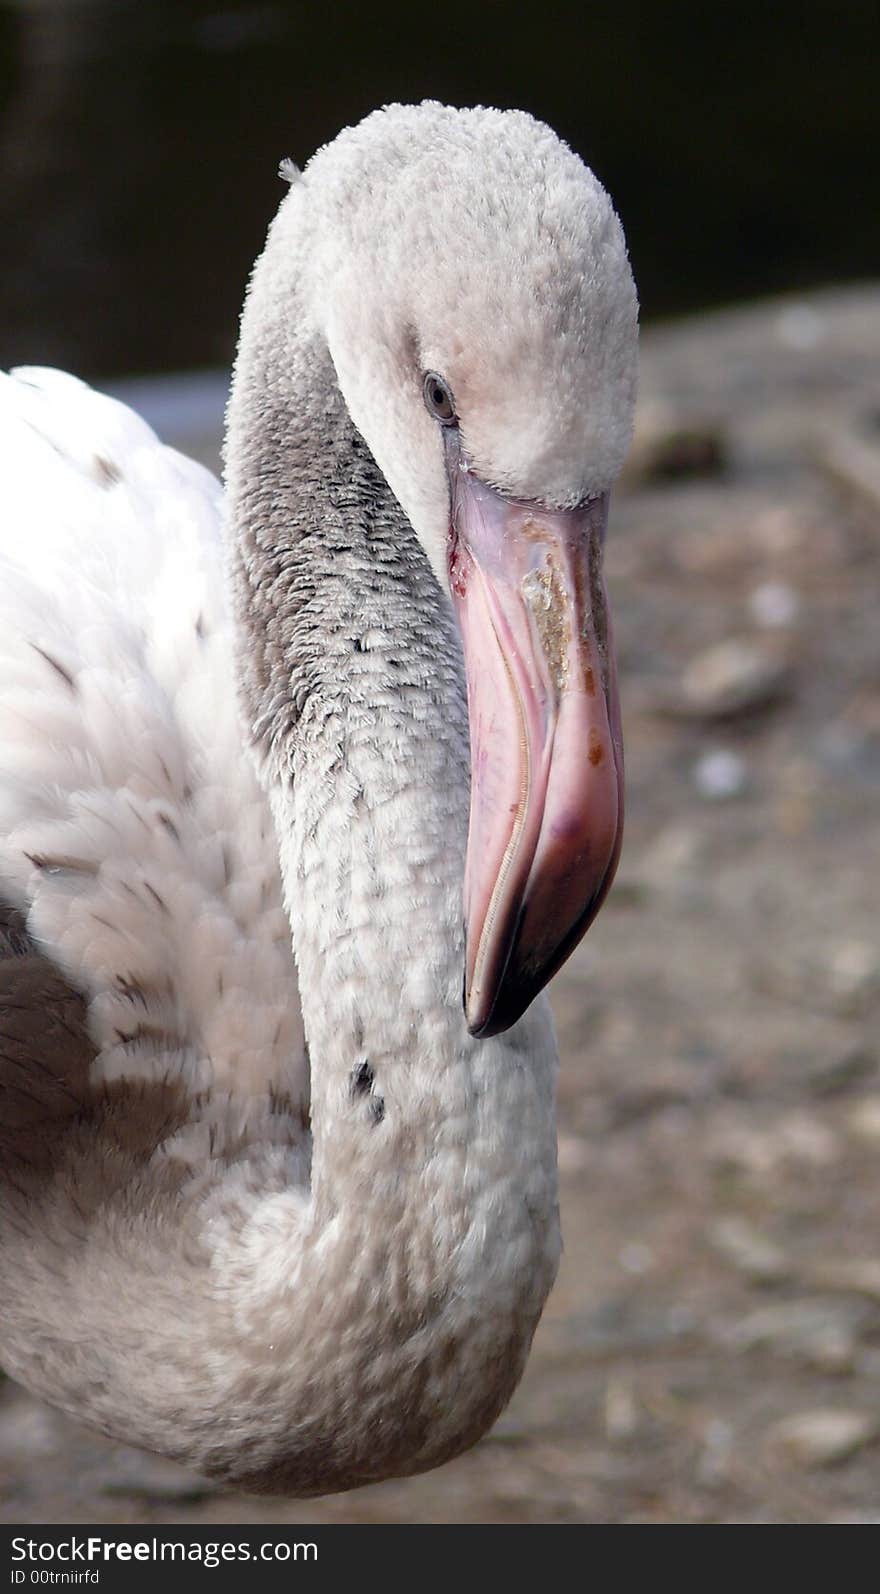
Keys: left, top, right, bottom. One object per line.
{"left": 0, "top": 102, "right": 637, "bottom": 1494}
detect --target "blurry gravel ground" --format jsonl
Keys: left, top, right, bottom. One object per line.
{"left": 2, "top": 286, "right": 879, "bottom": 1525}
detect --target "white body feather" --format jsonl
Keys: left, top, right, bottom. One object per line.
{"left": 0, "top": 367, "right": 307, "bottom": 1109}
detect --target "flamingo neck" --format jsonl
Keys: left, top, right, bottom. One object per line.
{"left": 217, "top": 236, "right": 561, "bottom": 1488}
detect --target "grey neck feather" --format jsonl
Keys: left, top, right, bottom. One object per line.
{"left": 225, "top": 252, "right": 475, "bottom": 1211}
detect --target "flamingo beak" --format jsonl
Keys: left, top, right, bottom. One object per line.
{"left": 448, "top": 453, "right": 624, "bottom": 1038}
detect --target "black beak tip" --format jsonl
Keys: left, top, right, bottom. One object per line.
{"left": 463, "top": 972, "right": 541, "bottom": 1040}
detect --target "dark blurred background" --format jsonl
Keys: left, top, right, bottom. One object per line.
{"left": 0, "top": 0, "right": 877, "bottom": 380}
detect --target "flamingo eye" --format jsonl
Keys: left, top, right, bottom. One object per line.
{"left": 423, "top": 372, "right": 457, "bottom": 426}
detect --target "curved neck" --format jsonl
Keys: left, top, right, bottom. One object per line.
{"left": 222, "top": 230, "right": 562, "bottom": 1488}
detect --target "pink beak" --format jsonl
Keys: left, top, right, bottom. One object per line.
{"left": 448, "top": 455, "right": 624, "bottom": 1037}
